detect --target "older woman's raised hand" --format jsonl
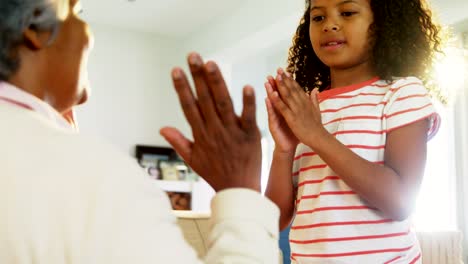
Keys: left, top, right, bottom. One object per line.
{"left": 160, "top": 53, "right": 262, "bottom": 192}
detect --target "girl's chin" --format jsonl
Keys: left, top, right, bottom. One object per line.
{"left": 323, "top": 61, "right": 360, "bottom": 70}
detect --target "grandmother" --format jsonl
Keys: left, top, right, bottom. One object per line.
{"left": 0, "top": 0, "right": 279, "bottom": 263}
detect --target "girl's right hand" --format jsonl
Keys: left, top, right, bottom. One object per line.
{"left": 265, "top": 76, "right": 299, "bottom": 154}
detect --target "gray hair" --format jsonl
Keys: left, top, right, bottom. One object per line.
{"left": 0, "top": 0, "right": 61, "bottom": 81}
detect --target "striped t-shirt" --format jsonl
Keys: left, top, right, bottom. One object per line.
{"left": 289, "top": 77, "right": 440, "bottom": 264}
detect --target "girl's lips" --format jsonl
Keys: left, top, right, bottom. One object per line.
{"left": 321, "top": 41, "right": 346, "bottom": 51}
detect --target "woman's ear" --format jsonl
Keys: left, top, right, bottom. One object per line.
{"left": 22, "top": 27, "right": 50, "bottom": 50}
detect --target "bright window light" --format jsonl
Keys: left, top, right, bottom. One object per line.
{"left": 412, "top": 45, "right": 466, "bottom": 232}
{"left": 413, "top": 105, "right": 457, "bottom": 231}
{"left": 434, "top": 46, "right": 467, "bottom": 97}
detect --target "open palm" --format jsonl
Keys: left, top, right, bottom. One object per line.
{"left": 265, "top": 78, "right": 299, "bottom": 154}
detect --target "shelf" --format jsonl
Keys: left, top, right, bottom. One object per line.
{"left": 150, "top": 179, "right": 215, "bottom": 212}
{"left": 153, "top": 179, "right": 193, "bottom": 193}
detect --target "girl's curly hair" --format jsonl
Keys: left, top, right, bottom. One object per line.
{"left": 287, "top": 0, "right": 442, "bottom": 97}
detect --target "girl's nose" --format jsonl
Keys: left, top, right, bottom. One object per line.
{"left": 323, "top": 22, "right": 340, "bottom": 32}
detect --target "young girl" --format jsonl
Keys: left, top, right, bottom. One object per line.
{"left": 265, "top": 0, "right": 442, "bottom": 263}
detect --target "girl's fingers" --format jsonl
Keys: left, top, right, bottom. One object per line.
{"left": 274, "top": 73, "right": 293, "bottom": 106}
{"left": 265, "top": 97, "right": 272, "bottom": 113}
{"left": 266, "top": 97, "right": 281, "bottom": 123}
{"left": 266, "top": 96, "right": 280, "bottom": 114}
{"left": 270, "top": 91, "right": 292, "bottom": 121}
{"left": 267, "top": 75, "right": 276, "bottom": 89}
{"left": 265, "top": 98, "right": 274, "bottom": 122}
{"left": 265, "top": 82, "right": 274, "bottom": 96}
{"left": 265, "top": 82, "right": 284, "bottom": 120}
{"left": 310, "top": 88, "right": 320, "bottom": 110}
{"left": 276, "top": 68, "right": 304, "bottom": 110}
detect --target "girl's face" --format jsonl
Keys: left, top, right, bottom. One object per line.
{"left": 308, "top": 0, "right": 374, "bottom": 71}
{"left": 44, "top": 0, "right": 94, "bottom": 113}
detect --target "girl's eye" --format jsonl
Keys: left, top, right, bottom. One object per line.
{"left": 341, "top": 11, "right": 357, "bottom": 17}
{"left": 312, "top": 16, "right": 325, "bottom": 22}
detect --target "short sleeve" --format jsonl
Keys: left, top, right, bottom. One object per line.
{"left": 383, "top": 77, "right": 441, "bottom": 141}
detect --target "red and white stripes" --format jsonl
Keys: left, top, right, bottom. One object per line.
{"left": 289, "top": 77, "right": 438, "bottom": 263}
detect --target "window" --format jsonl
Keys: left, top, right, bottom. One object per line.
{"left": 413, "top": 45, "right": 467, "bottom": 231}
{"left": 413, "top": 105, "right": 458, "bottom": 231}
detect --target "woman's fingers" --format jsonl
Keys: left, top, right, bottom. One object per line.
{"left": 203, "top": 61, "right": 237, "bottom": 127}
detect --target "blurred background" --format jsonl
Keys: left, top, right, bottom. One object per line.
{"left": 76, "top": 0, "right": 468, "bottom": 261}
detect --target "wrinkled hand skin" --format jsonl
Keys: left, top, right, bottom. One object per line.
{"left": 160, "top": 52, "right": 262, "bottom": 192}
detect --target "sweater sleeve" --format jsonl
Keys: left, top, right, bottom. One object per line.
{"left": 205, "top": 189, "right": 280, "bottom": 263}
{"left": 87, "top": 155, "right": 280, "bottom": 264}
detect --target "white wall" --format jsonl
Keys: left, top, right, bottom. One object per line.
{"left": 228, "top": 43, "right": 289, "bottom": 135}
{"left": 180, "top": 0, "right": 303, "bottom": 62}
{"left": 226, "top": 42, "right": 291, "bottom": 191}
{"left": 75, "top": 24, "right": 190, "bottom": 156}
{"left": 74, "top": 2, "right": 468, "bottom": 216}
{"left": 178, "top": 0, "right": 304, "bottom": 142}
{"left": 75, "top": 0, "right": 305, "bottom": 157}
{"left": 431, "top": 0, "right": 468, "bottom": 25}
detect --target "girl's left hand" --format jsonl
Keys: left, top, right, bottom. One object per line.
{"left": 267, "top": 68, "right": 327, "bottom": 149}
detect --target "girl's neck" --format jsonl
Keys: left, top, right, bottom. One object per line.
{"left": 329, "top": 61, "right": 376, "bottom": 89}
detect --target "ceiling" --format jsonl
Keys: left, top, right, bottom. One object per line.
{"left": 80, "top": 0, "right": 248, "bottom": 37}
{"left": 80, "top": 0, "right": 468, "bottom": 37}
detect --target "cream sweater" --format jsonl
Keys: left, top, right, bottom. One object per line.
{"left": 0, "top": 82, "right": 279, "bottom": 264}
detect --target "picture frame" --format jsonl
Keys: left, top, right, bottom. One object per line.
{"left": 159, "top": 160, "right": 190, "bottom": 181}
{"left": 135, "top": 145, "right": 178, "bottom": 180}
{"left": 135, "top": 145, "right": 197, "bottom": 181}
